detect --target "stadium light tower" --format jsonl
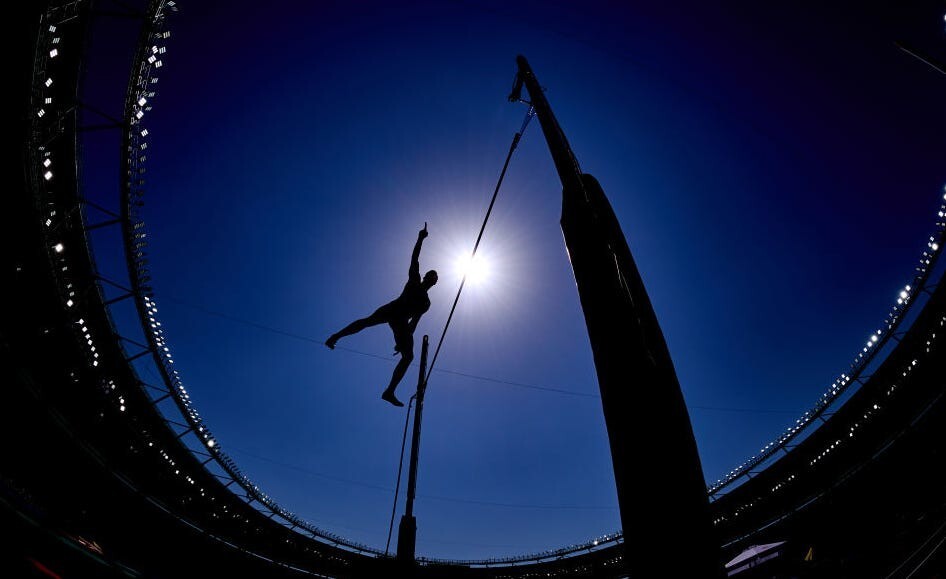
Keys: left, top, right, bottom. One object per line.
{"left": 511, "top": 55, "right": 723, "bottom": 577}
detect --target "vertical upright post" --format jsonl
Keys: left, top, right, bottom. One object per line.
{"left": 397, "top": 334, "right": 429, "bottom": 565}
{"left": 513, "top": 55, "right": 722, "bottom": 577}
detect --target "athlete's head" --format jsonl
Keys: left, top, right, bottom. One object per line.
{"left": 423, "top": 270, "right": 438, "bottom": 289}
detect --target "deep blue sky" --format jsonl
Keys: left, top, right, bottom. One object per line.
{"left": 83, "top": 0, "right": 945, "bottom": 560}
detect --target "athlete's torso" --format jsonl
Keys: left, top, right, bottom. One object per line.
{"left": 390, "top": 279, "right": 430, "bottom": 319}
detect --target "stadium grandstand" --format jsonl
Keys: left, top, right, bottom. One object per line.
{"left": 4, "top": 1, "right": 945, "bottom": 577}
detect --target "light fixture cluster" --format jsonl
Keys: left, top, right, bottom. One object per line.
{"left": 709, "top": 190, "right": 946, "bottom": 495}
{"left": 78, "top": 318, "right": 101, "bottom": 368}
{"left": 452, "top": 532, "right": 623, "bottom": 568}
{"left": 770, "top": 473, "right": 796, "bottom": 494}
{"left": 714, "top": 289, "right": 945, "bottom": 531}
{"left": 32, "top": 12, "right": 102, "bottom": 372}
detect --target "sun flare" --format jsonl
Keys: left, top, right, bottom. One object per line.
{"left": 454, "top": 252, "right": 491, "bottom": 285}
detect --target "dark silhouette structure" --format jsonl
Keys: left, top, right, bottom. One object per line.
{"left": 512, "top": 55, "right": 723, "bottom": 577}
{"left": 326, "top": 226, "right": 438, "bottom": 407}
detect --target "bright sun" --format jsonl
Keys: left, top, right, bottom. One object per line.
{"left": 454, "top": 253, "right": 491, "bottom": 285}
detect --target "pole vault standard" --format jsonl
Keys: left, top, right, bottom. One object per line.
{"left": 397, "top": 335, "right": 429, "bottom": 564}
{"left": 511, "top": 55, "right": 723, "bottom": 577}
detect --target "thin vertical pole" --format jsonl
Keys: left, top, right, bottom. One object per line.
{"left": 397, "top": 335, "right": 429, "bottom": 564}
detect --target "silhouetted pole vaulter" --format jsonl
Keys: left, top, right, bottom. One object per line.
{"left": 511, "top": 55, "right": 723, "bottom": 577}
{"left": 396, "top": 334, "right": 429, "bottom": 565}
{"left": 326, "top": 225, "right": 438, "bottom": 407}
{"left": 384, "top": 105, "right": 535, "bottom": 565}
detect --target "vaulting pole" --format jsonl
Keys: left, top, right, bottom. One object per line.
{"left": 512, "top": 55, "right": 722, "bottom": 577}
{"left": 397, "top": 334, "right": 429, "bottom": 565}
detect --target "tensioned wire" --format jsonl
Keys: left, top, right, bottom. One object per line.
{"left": 161, "top": 292, "right": 798, "bottom": 413}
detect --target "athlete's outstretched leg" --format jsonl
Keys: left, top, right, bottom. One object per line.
{"left": 381, "top": 328, "right": 413, "bottom": 407}
{"left": 326, "top": 308, "right": 388, "bottom": 349}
